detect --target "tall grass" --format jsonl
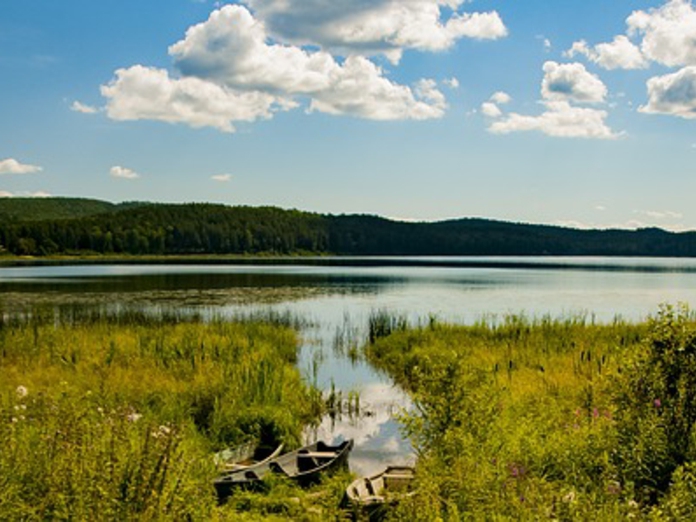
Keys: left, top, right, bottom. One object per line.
{"left": 0, "top": 311, "right": 324, "bottom": 520}
{"left": 365, "top": 308, "right": 696, "bottom": 520}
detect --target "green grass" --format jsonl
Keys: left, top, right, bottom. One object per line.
{"left": 0, "top": 311, "right": 326, "bottom": 520}
{"left": 365, "top": 306, "right": 696, "bottom": 521}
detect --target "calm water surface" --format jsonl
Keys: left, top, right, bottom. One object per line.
{"left": 3, "top": 256, "right": 696, "bottom": 474}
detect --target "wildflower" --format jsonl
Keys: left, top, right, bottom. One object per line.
{"left": 508, "top": 464, "right": 525, "bottom": 479}
{"left": 126, "top": 412, "right": 142, "bottom": 423}
{"left": 593, "top": 407, "right": 599, "bottom": 418}
{"left": 16, "top": 385, "right": 28, "bottom": 399}
{"left": 562, "top": 491, "right": 576, "bottom": 503}
{"left": 152, "top": 425, "right": 172, "bottom": 439}
{"left": 654, "top": 399, "right": 662, "bottom": 408}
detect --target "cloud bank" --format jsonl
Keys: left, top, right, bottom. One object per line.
{"left": 101, "top": 2, "right": 507, "bottom": 132}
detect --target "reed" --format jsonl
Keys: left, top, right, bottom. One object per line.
{"left": 365, "top": 308, "right": 696, "bottom": 520}
{"left": 0, "top": 311, "right": 324, "bottom": 520}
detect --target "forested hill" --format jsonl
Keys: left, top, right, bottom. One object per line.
{"left": 0, "top": 197, "right": 145, "bottom": 222}
{"left": 1, "top": 198, "right": 696, "bottom": 257}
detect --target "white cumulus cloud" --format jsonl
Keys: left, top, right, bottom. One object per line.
{"left": 241, "top": 0, "right": 507, "bottom": 62}
{"left": 168, "top": 5, "right": 447, "bottom": 121}
{"left": 640, "top": 66, "right": 696, "bottom": 119}
{"left": 480, "top": 91, "right": 511, "bottom": 118}
{"left": 566, "top": 36, "right": 648, "bottom": 70}
{"left": 71, "top": 101, "right": 99, "bottom": 114}
{"left": 110, "top": 166, "right": 141, "bottom": 179}
{"left": 102, "top": 65, "right": 282, "bottom": 133}
{"left": 489, "top": 101, "right": 620, "bottom": 140}
{"left": 484, "top": 66, "right": 619, "bottom": 139}
{"left": 567, "top": 1, "right": 696, "bottom": 70}
{"left": 565, "top": 1, "right": 696, "bottom": 123}
{"left": 443, "top": 77, "right": 460, "bottom": 89}
{"left": 490, "top": 91, "right": 511, "bottom": 105}
{"left": 480, "top": 102, "right": 502, "bottom": 118}
{"left": 541, "top": 61, "right": 607, "bottom": 104}
{"left": 628, "top": 0, "right": 696, "bottom": 68}
{"left": 211, "top": 173, "right": 232, "bottom": 182}
{"left": 0, "top": 158, "right": 43, "bottom": 175}
{"left": 102, "top": 5, "right": 451, "bottom": 131}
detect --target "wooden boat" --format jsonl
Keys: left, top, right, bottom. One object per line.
{"left": 343, "top": 466, "right": 416, "bottom": 520}
{"left": 214, "top": 439, "right": 354, "bottom": 500}
{"left": 214, "top": 441, "right": 284, "bottom": 472}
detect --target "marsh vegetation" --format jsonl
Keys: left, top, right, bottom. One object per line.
{"left": 0, "top": 310, "right": 352, "bottom": 520}
{"left": 6, "top": 293, "right": 696, "bottom": 519}
{"left": 366, "top": 305, "right": 696, "bottom": 520}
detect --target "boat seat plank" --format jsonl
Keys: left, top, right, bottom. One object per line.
{"left": 299, "top": 451, "right": 336, "bottom": 459}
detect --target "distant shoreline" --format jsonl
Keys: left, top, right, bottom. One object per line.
{"left": 2, "top": 254, "right": 696, "bottom": 273}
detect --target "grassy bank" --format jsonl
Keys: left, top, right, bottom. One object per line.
{"left": 0, "top": 311, "right": 336, "bottom": 520}
{"left": 366, "top": 306, "right": 696, "bottom": 520}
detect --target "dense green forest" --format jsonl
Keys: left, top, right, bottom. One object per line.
{"left": 1, "top": 197, "right": 696, "bottom": 257}
{"left": 0, "top": 197, "right": 146, "bottom": 223}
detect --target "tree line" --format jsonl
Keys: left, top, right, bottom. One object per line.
{"left": 1, "top": 201, "right": 696, "bottom": 257}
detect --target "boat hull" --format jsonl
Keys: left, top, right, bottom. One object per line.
{"left": 214, "top": 439, "right": 354, "bottom": 501}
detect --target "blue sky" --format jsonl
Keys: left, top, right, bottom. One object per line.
{"left": 2, "top": 0, "right": 696, "bottom": 230}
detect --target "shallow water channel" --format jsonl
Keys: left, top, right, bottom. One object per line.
{"left": 3, "top": 256, "right": 696, "bottom": 474}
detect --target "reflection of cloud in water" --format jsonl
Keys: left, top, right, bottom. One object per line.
{"left": 306, "top": 383, "right": 415, "bottom": 476}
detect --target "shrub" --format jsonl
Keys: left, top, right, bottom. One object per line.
{"left": 613, "top": 304, "right": 696, "bottom": 503}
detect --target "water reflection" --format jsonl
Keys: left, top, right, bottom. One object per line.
{"left": 306, "top": 383, "right": 414, "bottom": 476}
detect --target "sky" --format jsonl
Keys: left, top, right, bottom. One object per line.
{"left": 2, "top": 0, "right": 696, "bottom": 230}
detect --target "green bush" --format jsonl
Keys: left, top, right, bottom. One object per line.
{"left": 613, "top": 304, "right": 696, "bottom": 504}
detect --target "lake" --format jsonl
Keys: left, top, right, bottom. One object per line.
{"left": 2, "top": 256, "right": 696, "bottom": 474}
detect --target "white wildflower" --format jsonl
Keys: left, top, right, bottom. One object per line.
{"left": 562, "top": 491, "right": 576, "bottom": 503}
{"left": 16, "top": 385, "right": 28, "bottom": 399}
{"left": 126, "top": 412, "right": 142, "bottom": 423}
{"left": 152, "top": 425, "right": 172, "bottom": 439}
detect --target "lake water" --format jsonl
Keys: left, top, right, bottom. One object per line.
{"left": 2, "top": 256, "right": 696, "bottom": 474}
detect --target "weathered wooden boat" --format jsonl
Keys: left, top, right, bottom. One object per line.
{"left": 343, "top": 466, "right": 416, "bottom": 520}
{"left": 214, "top": 441, "right": 284, "bottom": 472}
{"left": 214, "top": 439, "right": 354, "bottom": 500}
